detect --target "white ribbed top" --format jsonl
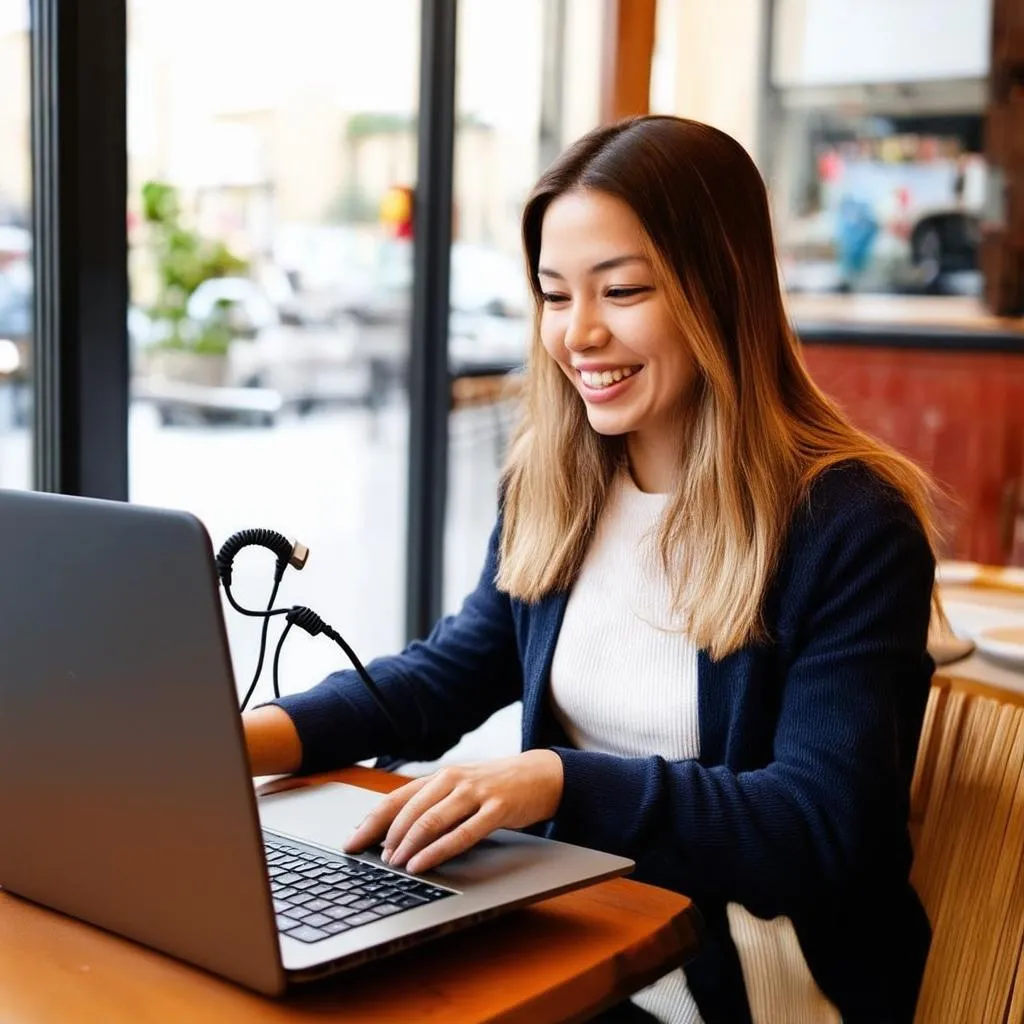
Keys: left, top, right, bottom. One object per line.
{"left": 549, "top": 475, "right": 700, "bottom": 761}
{"left": 549, "top": 472, "right": 840, "bottom": 1024}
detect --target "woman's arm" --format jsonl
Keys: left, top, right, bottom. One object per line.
{"left": 546, "top": 500, "right": 934, "bottom": 919}
{"left": 259, "top": 519, "right": 523, "bottom": 775}
{"left": 243, "top": 704, "right": 302, "bottom": 776}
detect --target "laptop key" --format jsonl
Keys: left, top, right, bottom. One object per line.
{"left": 373, "top": 903, "right": 403, "bottom": 917}
{"left": 350, "top": 898, "right": 382, "bottom": 912}
{"left": 309, "top": 883, "right": 335, "bottom": 897}
{"left": 301, "top": 899, "right": 331, "bottom": 914}
{"left": 281, "top": 906, "right": 312, "bottom": 921}
{"left": 289, "top": 925, "right": 330, "bottom": 943}
{"left": 324, "top": 906, "right": 356, "bottom": 920}
{"left": 303, "top": 912, "right": 332, "bottom": 928}
{"left": 324, "top": 920, "right": 351, "bottom": 934}
{"left": 272, "top": 898, "right": 291, "bottom": 913}
{"left": 306, "top": 866, "right": 336, "bottom": 878}
{"left": 344, "top": 911, "right": 381, "bottom": 927}
{"left": 276, "top": 914, "right": 301, "bottom": 932}
{"left": 292, "top": 879, "right": 319, "bottom": 891}
{"left": 289, "top": 892, "right": 317, "bottom": 906}
{"left": 273, "top": 886, "right": 300, "bottom": 901}
{"left": 323, "top": 893, "right": 359, "bottom": 908}
{"left": 275, "top": 872, "right": 302, "bottom": 886}
{"left": 394, "top": 895, "right": 428, "bottom": 908}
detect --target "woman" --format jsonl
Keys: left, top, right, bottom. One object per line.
{"left": 244, "top": 116, "right": 937, "bottom": 1023}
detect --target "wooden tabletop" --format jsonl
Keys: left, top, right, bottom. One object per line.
{"left": 935, "top": 580, "right": 1024, "bottom": 700}
{"left": 0, "top": 766, "right": 701, "bottom": 1024}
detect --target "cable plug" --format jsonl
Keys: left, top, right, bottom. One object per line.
{"left": 286, "top": 606, "right": 327, "bottom": 637}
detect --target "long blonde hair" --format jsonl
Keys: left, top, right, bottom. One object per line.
{"left": 497, "top": 116, "right": 940, "bottom": 660}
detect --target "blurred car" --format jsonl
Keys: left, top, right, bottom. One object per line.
{"left": 132, "top": 237, "right": 531, "bottom": 424}
{"left": 908, "top": 208, "right": 981, "bottom": 292}
{"left": 194, "top": 242, "right": 528, "bottom": 412}
{"left": 781, "top": 206, "right": 981, "bottom": 296}
{"left": 0, "top": 260, "right": 32, "bottom": 427}
{"left": 0, "top": 259, "right": 31, "bottom": 383}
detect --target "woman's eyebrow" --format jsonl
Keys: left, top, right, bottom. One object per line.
{"left": 537, "top": 254, "right": 648, "bottom": 279}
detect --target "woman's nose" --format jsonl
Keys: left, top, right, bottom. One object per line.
{"left": 564, "top": 320, "right": 611, "bottom": 353}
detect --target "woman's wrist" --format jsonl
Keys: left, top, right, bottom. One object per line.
{"left": 242, "top": 704, "right": 303, "bottom": 777}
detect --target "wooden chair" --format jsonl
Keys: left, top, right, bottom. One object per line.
{"left": 910, "top": 676, "right": 1024, "bottom": 1022}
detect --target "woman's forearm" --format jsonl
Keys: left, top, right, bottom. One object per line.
{"left": 242, "top": 705, "right": 303, "bottom": 776}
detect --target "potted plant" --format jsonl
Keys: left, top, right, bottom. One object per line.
{"left": 138, "top": 181, "right": 249, "bottom": 387}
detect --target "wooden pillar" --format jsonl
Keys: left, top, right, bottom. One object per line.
{"left": 982, "top": 0, "right": 1024, "bottom": 315}
{"left": 600, "top": 0, "right": 658, "bottom": 124}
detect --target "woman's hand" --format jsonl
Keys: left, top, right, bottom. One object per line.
{"left": 344, "top": 750, "right": 564, "bottom": 874}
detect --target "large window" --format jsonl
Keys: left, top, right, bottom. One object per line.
{"left": 444, "top": 0, "right": 603, "bottom": 617}
{"left": 127, "top": 0, "right": 421, "bottom": 703}
{"left": 434, "top": 0, "right": 603, "bottom": 765}
{"left": 0, "top": 1, "right": 31, "bottom": 489}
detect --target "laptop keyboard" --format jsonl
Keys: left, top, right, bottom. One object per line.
{"left": 263, "top": 835, "right": 454, "bottom": 944}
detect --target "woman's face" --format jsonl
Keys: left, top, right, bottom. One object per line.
{"left": 537, "top": 189, "right": 697, "bottom": 443}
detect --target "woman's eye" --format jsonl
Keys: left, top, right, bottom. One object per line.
{"left": 541, "top": 292, "right": 570, "bottom": 304}
{"left": 606, "top": 286, "right": 651, "bottom": 299}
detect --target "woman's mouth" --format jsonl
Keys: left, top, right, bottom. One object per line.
{"left": 578, "top": 365, "right": 642, "bottom": 389}
{"left": 576, "top": 365, "right": 643, "bottom": 403}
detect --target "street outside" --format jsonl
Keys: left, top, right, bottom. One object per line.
{"left": 0, "top": 391, "right": 523, "bottom": 769}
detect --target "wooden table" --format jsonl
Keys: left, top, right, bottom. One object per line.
{"left": 0, "top": 766, "right": 701, "bottom": 1024}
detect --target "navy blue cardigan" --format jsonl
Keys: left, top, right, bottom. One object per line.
{"left": 274, "top": 464, "right": 935, "bottom": 1023}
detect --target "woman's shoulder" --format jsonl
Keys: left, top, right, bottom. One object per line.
{"left": 795, "top": 459, "right": 926, "bottom": 538}
{"left": 769, "top": 459, "right": 935, "bottom": 632}
{"left": 777, "top": 459, "right": 933, "bottom": 594}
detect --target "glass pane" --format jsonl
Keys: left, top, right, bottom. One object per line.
{"left": 438, "top": 0, "right": 603, "bottom": 764}
{"left": 0, "top": 1, "right": 32, "bottom": 489}
{"left": 127, "top": 0, "right": 420, "bottom": 704}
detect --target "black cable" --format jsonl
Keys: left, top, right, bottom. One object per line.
{"left": 236, "top": 567, "right": 284, "bottom": 713}
{"left": 215, "top": 528, "right": 407, "bottom": 745}
{"left": 223, "top": 579, "right": 292, "bottom": 621}
{"left": 271, "top": 618, "right": 295, "bottom": 702}
{"left": 283, "top": 607, "right": 405, "bottom": 742}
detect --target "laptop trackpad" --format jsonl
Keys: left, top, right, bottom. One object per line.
{"left": 257, "top": 781, "right": 553, "bottom": 885}
{"left": 257, "top": 782, "right": 388, "bottom": 847}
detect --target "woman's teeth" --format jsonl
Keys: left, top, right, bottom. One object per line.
{"left": 580, "top": 367, "right": 636, "bottom": 389}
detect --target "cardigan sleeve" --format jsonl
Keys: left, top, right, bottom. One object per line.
{"left": 546, "top": 492, "right": 935, "bottom": 919}
{"left": 269, "top": 519, "right": 522, "bottom": 774}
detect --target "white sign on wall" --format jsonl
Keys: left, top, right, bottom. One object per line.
{"left": 773, "top": 0, "right": 992, "bottom": 88}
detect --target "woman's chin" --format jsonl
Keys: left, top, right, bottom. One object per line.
{"left": 584, "top": 408, "right": 635, "bottom": 437}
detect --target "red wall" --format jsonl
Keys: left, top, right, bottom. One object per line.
{"left": 802, "top": 344, "right": 1024, "bottom": 565}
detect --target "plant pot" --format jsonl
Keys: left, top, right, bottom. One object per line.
{"left": 143, "top": 349, "right": 230, "bottom": 388}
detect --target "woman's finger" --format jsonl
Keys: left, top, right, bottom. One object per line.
{"left": 381, "top": 771, "right": 470, "bottom": 861}
{"left": 343, "top": 775, "right": 431, "bottom": 853}
{"left": 404, "top": 805, "right": 503, "bottom": 874}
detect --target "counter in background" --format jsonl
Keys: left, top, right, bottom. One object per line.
{"left": 791, "top": 295, "right": 1024, "bottom": 567}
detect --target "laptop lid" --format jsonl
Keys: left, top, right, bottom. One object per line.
{"left": 0, "top": 489, "right": 286, "bottom": 996}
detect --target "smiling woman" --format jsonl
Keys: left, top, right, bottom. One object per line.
{"left": 247, "top": 115, "right": 943, "bottom": 1024}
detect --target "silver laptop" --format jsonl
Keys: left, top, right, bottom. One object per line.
{"left": 0, "top": 488, "right": 633, "bottom": 995}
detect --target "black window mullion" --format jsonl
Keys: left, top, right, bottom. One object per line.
{"left": 29, "top": 0, "right": 128, "bottom": 499}
{"left": 405, "top": 0, "right": 458, "bottom": 642}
